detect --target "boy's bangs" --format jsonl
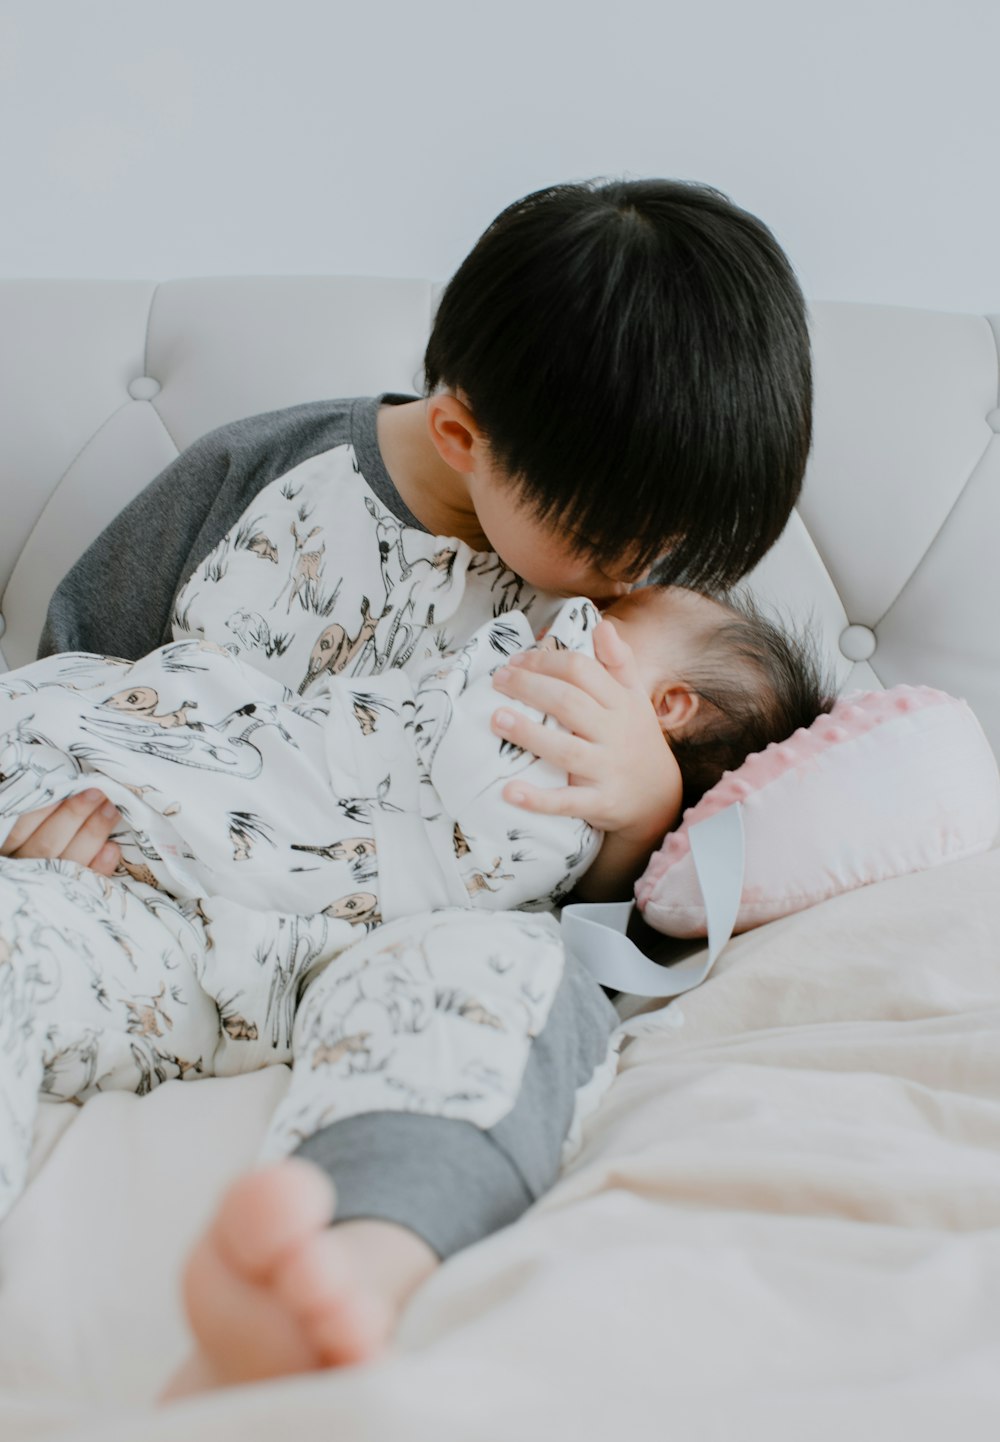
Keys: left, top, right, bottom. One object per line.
{"left": 523, "top": 489, "right": 668, "bottom": 581}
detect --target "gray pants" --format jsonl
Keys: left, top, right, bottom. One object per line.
{"left": 0, "top": 860, "right": 618, "bottom": 1257}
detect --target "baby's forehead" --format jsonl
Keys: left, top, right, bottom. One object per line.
{"left": 630, "top": 584, "right": 729, "bottom": 626}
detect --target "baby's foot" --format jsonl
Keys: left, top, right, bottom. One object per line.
{"left": 161, "top": 1158, "right": 438, "bottom": 1398}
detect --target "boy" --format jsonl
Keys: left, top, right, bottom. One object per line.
{"left": 17, "top": 177, "right": 812, "bottom": 901}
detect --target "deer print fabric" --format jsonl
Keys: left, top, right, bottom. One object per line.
{"left": 0, "top": 600, "right": 601, "bottom": 925}
{"left": 169, "top": 434, "right": 567, "bottom": 697}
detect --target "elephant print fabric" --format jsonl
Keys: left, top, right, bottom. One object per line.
{"left": 0, "top": 599, "right": 601, "bottom": 927}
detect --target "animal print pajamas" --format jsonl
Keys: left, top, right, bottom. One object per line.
{"left": 0, "top": 602, "right": 617, "bottom": 1247}
{"left": 28, "top": 394, "right": 623, "bottom": 1255}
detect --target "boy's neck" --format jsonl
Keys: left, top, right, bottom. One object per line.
{"left": 376, "top": 400, "right": 488, "bottom": 549}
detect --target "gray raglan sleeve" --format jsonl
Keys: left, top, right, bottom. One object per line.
{"left": 38, "top": 399, "right": 357, "bottom": 661}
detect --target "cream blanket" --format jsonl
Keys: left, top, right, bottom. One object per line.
{"left": 2, "top": 850, "right": 999, "bottom": 1441}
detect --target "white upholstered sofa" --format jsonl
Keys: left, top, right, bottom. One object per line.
{"left": 1, "top": 281, "right": 999, "bottom": 1440}
{"left": 2, "top": 282, "right": 999, "bottom": 750}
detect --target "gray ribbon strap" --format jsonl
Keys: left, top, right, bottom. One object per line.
{"left": 559, "top": 803, "right": 746, "bottom": 997}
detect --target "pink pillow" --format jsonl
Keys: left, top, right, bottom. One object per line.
{"left": 635, "top": 686, "right": 1000, "bottom": 939}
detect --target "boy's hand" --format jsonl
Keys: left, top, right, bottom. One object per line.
{"left": 490, "top": 618, "right": 683, "bottom": 863}
{"left": 0, "top": 792, "right": 122, "bottom": 875}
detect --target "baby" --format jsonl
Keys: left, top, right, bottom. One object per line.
{"left": 0, "top": 584, "right": 824, "bottom": 932}
{"left": 0, "top": 584, "right": 828, "bottom": 1387}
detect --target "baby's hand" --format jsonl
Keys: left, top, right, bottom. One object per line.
{"left": 0, "top": 792, "right": 122, "bottom": 874}
{"left": 490, "top": 619, "right": 683, "bottom": 848}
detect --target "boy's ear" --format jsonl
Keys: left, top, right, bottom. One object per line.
{"left": 426, "top": 393, "right": 485, "bottom": 475}
{"left": 653, "top": 684, "right": 700, "bottom": 736}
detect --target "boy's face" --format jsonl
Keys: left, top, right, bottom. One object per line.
{"left": 468, "top": 466, "right": 644, "bottom": 603}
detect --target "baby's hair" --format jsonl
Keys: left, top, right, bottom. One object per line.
{"left": 668, "top": 591, "right": 836, "bottom": 810}
{"left": 424, "top": 178, "right": 812, "bottom": 592}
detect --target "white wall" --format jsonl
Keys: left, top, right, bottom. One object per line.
{"left": 1, "top": 0, "right": 997, "bottom": 312}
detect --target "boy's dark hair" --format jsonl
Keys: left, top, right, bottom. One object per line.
{"left": 669, "top": 592, "right": 836, "bottom": 810}
{"left": 424, "top": 178, "right": 812, "bottom": 591}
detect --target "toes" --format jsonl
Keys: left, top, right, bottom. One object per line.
{"left": 211, "top": 1159, "right": 336, "bottom": 1281}
{"left": 274, "top": 1230, "right": 393, "bottom": 1368}
{"left": 181, "top": 1223, "right": 322, "bottom": 1383}
{"left": 273, "top": 1229, "right": 348, "bottom": 1317}
{"left": 182, "top": 1164, "right": 399, "bottom": 1386}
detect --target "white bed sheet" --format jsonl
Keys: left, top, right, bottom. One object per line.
{"left": 2, "top": 850, "right": 999, "bottom": 1441}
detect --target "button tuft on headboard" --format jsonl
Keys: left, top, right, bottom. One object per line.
{"left": 127, "top": 377, "right": 161, "bottom": 401}
{"left": 839, "top": 624, "right": 877, "bottom": 661}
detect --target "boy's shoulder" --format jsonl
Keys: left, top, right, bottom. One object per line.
{"left": 200, "top": 394, "right": 365, "bottom": 465}
{"left": 199, "top": 392, "right": 420, "bottom": 524}
{"left": 213, "top": 394, "right": 424, "bottom": 533}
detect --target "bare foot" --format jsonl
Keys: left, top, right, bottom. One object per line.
{"left": 161, "top": 1158, "right": 438, "bottom": 1399}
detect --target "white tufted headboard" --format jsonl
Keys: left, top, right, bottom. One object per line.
{"left": 1, "top": 280, "right": 997, "bottom": 758}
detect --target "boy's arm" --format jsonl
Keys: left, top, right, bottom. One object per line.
{"left": 39, "top": 399, "right": 358, "bottom": 660}
{"left": 491, "top": 619, "right": 683, "bottom": 902}
{"left": 39, "top": 427, "right": 244, "bottom": 660}
{"left": 569, "top": 826, "right": 664, "bottom": 905}
{"left": 33, "top": 401, "right": 361, "bottom": 865}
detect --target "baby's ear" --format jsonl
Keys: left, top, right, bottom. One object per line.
{"left": 653, "top": 684, "right": 700, "bottom": 736}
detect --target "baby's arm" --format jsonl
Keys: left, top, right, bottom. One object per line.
{"left": 491, "top": 619, "right": 683, "bottom": 902}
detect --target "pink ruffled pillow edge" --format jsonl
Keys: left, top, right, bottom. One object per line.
{"left": 635, "top": 685, "right": 999, "bottom": 934}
